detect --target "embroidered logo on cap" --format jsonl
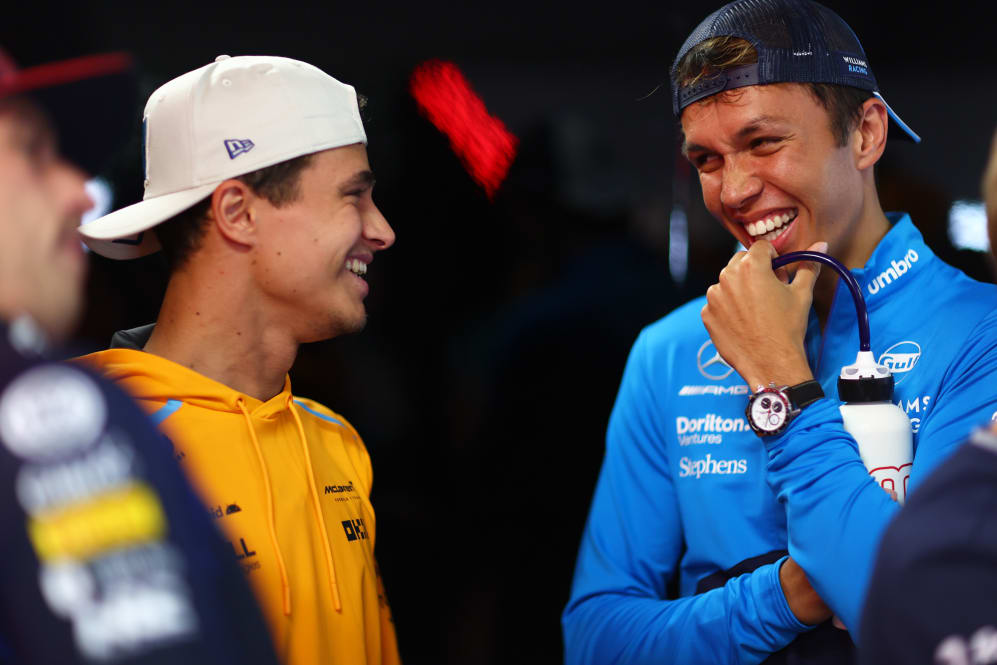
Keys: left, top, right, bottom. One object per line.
{"left": 224, "top": 139, "right": 255, "bottom": 159}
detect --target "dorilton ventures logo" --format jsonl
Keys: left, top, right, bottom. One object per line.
{"left": 697, "top": 340, "right": 735, "bottom": 380}
{"left": 676, "top": 414, "right": 749, "bottom": 434}
{"left": 676, "top": 413, "right": 749, "bottom": 445}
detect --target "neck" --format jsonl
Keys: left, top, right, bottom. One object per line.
{"left": 812, "top": 198, "right": 891, "bottom": 329}
{"left": 144, "top": 264, "right": 299, "bottom": 402}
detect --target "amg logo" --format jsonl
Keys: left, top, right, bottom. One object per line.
{"left": 342, "top": 518, "right": 368, "bottom": 542}
{"left": 867, "top": 248, "right": 919, "bottom": 295}
{"left": 325, "top": 481, "right": 355, "bottom": 494}
{"left": 679, "top": 454, "right": 748, "bottom": 479}
{"left": 679, "top": 385, "right": 749, "bottom": 396}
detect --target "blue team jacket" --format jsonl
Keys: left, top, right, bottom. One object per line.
{"left": 563, "top": 214, "right": 997, "bottom": 664}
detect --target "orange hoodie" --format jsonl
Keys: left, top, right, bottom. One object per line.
{"left": 78, "top": 348, "right": 401, "bottom": 665}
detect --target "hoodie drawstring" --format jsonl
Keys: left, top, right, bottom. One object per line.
{"left": 287, "top": 396, "right": 342, "bottom": 612}
{"left": 236, "top": 397, "right": 292, "bottom": 616}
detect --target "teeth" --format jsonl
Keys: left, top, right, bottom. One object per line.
{"left": 346, "top": 258, "right": 367, "bottom": 276}
{"left": 746, "top": 212, "right": 795, "bottom": 237}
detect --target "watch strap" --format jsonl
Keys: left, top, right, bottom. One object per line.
{"left": 785, "top": 380, "right": 824, "bottom": 410}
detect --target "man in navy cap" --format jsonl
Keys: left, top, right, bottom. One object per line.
{"left": 0, "top": 47, "right": 279, "bottom": 664}
{"left": 563, "top": 1, "right": 997, "bottom": 663}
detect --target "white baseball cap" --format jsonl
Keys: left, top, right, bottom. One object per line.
{"left": 79, "top": 54, "right": 367, "bottom": 259}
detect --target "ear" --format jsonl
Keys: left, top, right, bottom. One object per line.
{"left": 853, "top": 96, "right": 888, "bottom": 171}
{"left": 208, "top": 179, "right": 257, "bottom": 248}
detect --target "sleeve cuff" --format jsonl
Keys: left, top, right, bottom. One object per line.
{"left": 767, "top": 555, "right": 812, "bottom": 632}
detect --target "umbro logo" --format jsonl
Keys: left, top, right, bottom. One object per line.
{"left": 224, "top": 138, "right": 255, "bottom": 159}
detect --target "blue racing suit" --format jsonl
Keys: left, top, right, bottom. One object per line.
{"left": 563, "top": 214, "right": 997, "bottom": 664}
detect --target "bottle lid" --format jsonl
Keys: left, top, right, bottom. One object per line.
{"left": 838, "top": 350, "right": 895, "bottom": 402}
{"left": 838, "top": 374, "right": 894, "bottom": 402}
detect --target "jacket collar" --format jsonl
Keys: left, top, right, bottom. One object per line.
{"left": 849, "top": 213, "right": 930, "bottom": 305}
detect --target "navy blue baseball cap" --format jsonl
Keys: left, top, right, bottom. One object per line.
{"left": 670, "top": 0, "right": 920, "bottom": 143}
{"left": 0, "top": 49, "right": 136, "bottom": 173}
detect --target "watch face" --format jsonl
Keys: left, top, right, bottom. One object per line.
{"left": 748, "top": 389, "right": 791, "bottom": 434}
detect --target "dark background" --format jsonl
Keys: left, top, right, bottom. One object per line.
{"left": 5, "top": 2, "right": 996, "bottom": 663}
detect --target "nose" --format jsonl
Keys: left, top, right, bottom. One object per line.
{"left": 57, "top": 159, "right": 95, "bottom": 221}
{"left": 364, "top": 201, "right": 395, "bottom": 251}
{"left": 720, "top": 156, "right": 762, "bottom": 211}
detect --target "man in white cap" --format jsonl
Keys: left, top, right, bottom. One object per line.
{"left": 77, "top": 55, "right": 399, "bottom": 665}
{"left": 0, "top": 47, "right": 280, "bottom": 664}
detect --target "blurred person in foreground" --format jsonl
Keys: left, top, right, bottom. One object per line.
{"left": 0, "top": 48, "right": 278, "bottom": 664}
{"left": 563, "top": 1, "right": 997, "bottom": 663}
{"left": 858, "top": 130, "right": 997, "bottom": 665}
{"left": 76, "top": 55, "right": 399, "bottom": 665}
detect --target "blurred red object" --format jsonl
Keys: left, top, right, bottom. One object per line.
{"left": 410, "top": 60, "right": 518, "bottom": 200}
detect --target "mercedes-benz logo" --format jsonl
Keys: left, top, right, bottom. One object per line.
{"left": 697, "top": 340, "right": 735, "bottom": 380}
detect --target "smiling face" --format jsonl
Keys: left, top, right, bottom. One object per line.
{"left": 681, "top": 83, "right": 870, "bottom": 264}
{"left": 251, "top": 143, "right": 395, "bottom": 343}
{"left": 0, "top": 99, "right": 93, "bottom": 340}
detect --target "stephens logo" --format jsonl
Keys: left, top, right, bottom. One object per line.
{"left": 678, "top": 454, "right": 748, "bottom": 479}
{"left": 879, "top": 341, "right": 922, "bottom": 384}
{"left": 867, "top": 248, "right": 919, "bottom": 295}
{"left": 697, "top": 340, "right": 735, "bottom": 380}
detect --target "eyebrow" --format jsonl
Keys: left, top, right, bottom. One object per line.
{"left": 682, "top": 114, "right": 786, "bottom": 156}
{"left": 339, "top": 170, "right": 376, "bottom": 193}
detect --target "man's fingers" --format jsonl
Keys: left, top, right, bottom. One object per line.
{"left": 789, "top": 241, "right": 827, "bottom": 294}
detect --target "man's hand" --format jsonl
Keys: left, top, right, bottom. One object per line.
{"left": 700, "top": 240, "right": 827, "bottom": 389}
{"left": 780, "top": 557, "right": 833, "bottom": 626}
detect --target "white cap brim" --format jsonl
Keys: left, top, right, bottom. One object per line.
{"left": 78, "top": 182, "right": 218, "bottom": 259}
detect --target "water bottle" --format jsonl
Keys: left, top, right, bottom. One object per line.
{"left": 838, "top": 350, "right": 913, "bottom": 503}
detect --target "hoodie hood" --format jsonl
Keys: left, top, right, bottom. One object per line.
{"left": 80, "top": 345, "right": 296, "bottom": 419}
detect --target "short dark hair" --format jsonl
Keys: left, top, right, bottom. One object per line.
{"left": 156, "top": 152, "right": 315, "bottom": 272}
{"left": 673, "top": 36, "right": 872, "bottom": 147}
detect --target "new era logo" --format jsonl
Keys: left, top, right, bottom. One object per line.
{"left": 224, "top": 138, "right": 255, "bottom": 159}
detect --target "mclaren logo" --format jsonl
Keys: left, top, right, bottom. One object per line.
{"left": 697, "top": 340, "right": 735, "bottom": 380}
{"left": 879, "top": 341, "right": 921, "bottom": 384}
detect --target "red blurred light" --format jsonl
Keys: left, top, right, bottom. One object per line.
{"left": 410, "top": 60, "right": 518, "bottom": 200}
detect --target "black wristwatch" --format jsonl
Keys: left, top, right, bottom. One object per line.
{"left": 745, "top": 380, "right": 824, "bottom": 437}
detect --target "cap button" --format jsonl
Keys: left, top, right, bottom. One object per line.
{"left": 215, "top": 55, "right": 231, "bottom": 62}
